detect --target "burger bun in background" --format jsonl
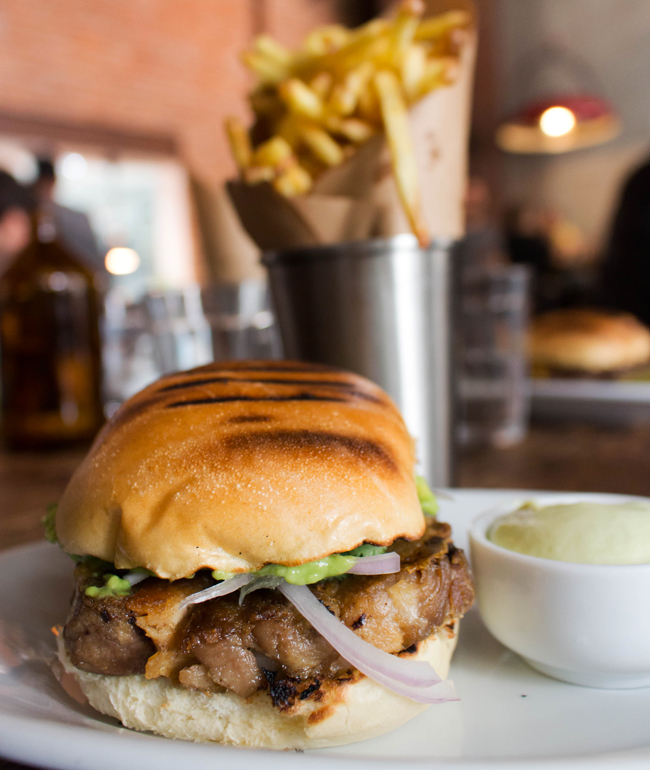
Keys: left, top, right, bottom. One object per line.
{"left": 529, "top": 309, "right": 650, "bottom": 377}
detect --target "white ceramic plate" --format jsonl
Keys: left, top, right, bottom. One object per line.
{"left": 2, "top": 489, "right": 650, "bottom": 770}
{"left": 530, "top": 378, "right": 650, "bottom": 424}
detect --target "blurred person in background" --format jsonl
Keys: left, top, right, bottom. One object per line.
{"left": 462, "top": 176, "right": 508, "bottom": 270}
{"left": 505, "top": 204, "right": 595, "bottom": 313}
{"left": 504, "top": 204, "right": 552, "bottom": 313}
{"left": 505, "top": 205, "right": 552, "bottom": 278}
{"left": 600, "top": 156, "right": 650, "bottom": 327}
{"left": 32, "top": 157, "right": 106, "bottom": 276}
{"left": 0, "top": 170, "right": 35, "bottom": 275}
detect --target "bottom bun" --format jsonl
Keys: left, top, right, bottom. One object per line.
{"left": 57, "top": 622, "right": 459, "bottom": 749}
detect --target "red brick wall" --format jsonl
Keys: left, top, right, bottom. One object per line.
{"left": 0, "top": 0, "right": 339, "bottom": 186}
{"left": 264, "top": 0, "right": 339, "bottom": 45}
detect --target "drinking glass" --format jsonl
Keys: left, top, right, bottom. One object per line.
{"left": 200, "top": 281, "right": 283, "bottom": 362}
{"left": 456, "top": 264, "right": 531, "bottom": 448}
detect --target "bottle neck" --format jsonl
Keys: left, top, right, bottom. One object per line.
{"left": 20, "top": 206, "right": 89, "bottom": 276}
{"left": 33, "top": 204, "right": 57, "bottom": 244}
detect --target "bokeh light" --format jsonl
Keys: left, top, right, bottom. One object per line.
{"left": 59, "top": 152, "right": 88, "bottom": 180}
{"left": 539, "top": 106, "right": 577, "bottom": 137}
{"left": 105, "top": 247, "right": 140, "bottom": 275}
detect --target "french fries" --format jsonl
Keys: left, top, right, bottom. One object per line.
{"left": 296, "top": 124, "right": 344, "bottom": 167}
{"left": 225, "top": 117, "right": 252, "bottom": 172}
{"left": 325, "top": 116, "right": 376, "bottom": 144}
{"left": 226, "top": 1, "right": 471, "bottom": 244}
{"left": 414, "top": 10, "right": 471, "bottom": 42}
{"left": 303, "top": 24, "right": 350, "bottom": 56}
{"left": 374, "top": 69, "right": 428, "bottom": 246}
{"left": 279, "top": 79, "right": 325, "bottom": 121}
{"left": 399, "top": 43, "right": 427, "bottom": 101}
{"left": 251, "top": 136, "right": 293, "bottom": 168}
{"left": 328, "top": 62, "right": 374, "bottom": 116}
{"left": 273, "top": 164, "right": 312, "bottom": 197}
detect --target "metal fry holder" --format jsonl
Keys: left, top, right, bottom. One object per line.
{"left": 262, "top": 234, "right": 457, "bottom": 487}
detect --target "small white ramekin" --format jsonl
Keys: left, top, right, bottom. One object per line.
{"left": 469, "top": 493, "right": 650, "bottom": 689}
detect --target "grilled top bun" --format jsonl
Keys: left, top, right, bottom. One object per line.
{"left": 56, "top": 361, "right": 424, "bottom": 580}
{"left": 529, "top": 309, "right": 650, "bottom": 374}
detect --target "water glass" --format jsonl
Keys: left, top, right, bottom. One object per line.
{"left": 456, "top": 264, "right": 530, "bottom": 448}
{"left": 102, "top": 281, "right": 283, "bottom": 414}
{"left": 102, "top": 290, "right": 162, "bottom": 414}
{"left": 200, "top": 281, "right": 283, "bottom": 362}
{"left": 144, "top": 286, "right": 213, "bottom": 374}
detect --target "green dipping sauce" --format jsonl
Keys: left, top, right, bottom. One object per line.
{"left": 489, "top": 500, "right": 650, "bottom": 564}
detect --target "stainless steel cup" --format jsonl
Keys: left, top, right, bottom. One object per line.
{"left": 262, "top": 234, "right": 457, "bottom": 487}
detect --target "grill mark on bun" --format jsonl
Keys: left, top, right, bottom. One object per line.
{"left": 221, "top": 362, "right": 335, "bottom": 372}
{"left": 224, "top": 430, "right": 398, "bottom": 473}
{"left": 109, "top": 364, "right": 383, "bottom": 439}
{"left": 166, "top": 394, "right": 350, "bottom": 408}
{"left": 345, "top": 390, "right": 382, "bottom": 404}
{"left": 108, "top": 395, "right": 162, "bottom": 430}
{"left": 158, "top": 377, "right": 383, "bottom": 405}
{"left": 400, "top": 643, "right": 418, "bottom": 655}
{"left": 267, "top": 675, "right": 325, "bottom": 711}
{"left": 158, "top": 378, "right": 223, "bottom": 392}
{"left": 228, "top": 415, "right": 272, "bottom": 424}
{"left": 158, "top": 377, "right": 374, "bottom": 393}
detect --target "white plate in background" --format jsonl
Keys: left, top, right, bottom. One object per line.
{"left": 530, "top": 377, "right": 650, "bottom": 424}
{"left": 1, "top": 490, "right": 650, "bottom": 770}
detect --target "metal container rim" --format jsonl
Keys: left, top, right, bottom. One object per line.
{"left": 261, "top": 234, "right": 457, "bottom": 267}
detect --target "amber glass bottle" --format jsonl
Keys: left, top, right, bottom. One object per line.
{"left": 0, "top": 209, "right": 104, "bottom": 448}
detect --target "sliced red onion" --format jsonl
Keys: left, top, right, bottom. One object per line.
{"left": 178, "top": 552, "right": 398, "bottom": 610}
{"left": 239, "top": 575, "right": 284, "bottom": 605}
{"left": 122, "top": 568, "right": 152, "bottom": 587}
{"left": 279, "top": 582, "right": 438, "bottom": 687}
{"left": 431, "top": 488, "right": 455, "bottom": 502}
{"left": 179, "top": 574, "right": 252, "bottom": 610}
{"left": 279, "top": 583, "right": 458, "bottom": 704}
{"left": 348, "top": 552, "right": 400, "bottom": 575}
{"left": 397, "top": 678, "right": 459, "bottom": 704}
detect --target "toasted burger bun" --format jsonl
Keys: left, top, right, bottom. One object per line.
{"left": 56, "top": 361, "right": 424, "bottom": 580}
{"left": 529, "top": 309, "right": 650, "bottom": 374}
{"left": 57, "top": 622, "right": 458, "bottom": 749}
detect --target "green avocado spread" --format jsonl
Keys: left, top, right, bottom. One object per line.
{"left": 256, "top": 556, "right": 356, "bottom": 584}
{"left": 416, "top": 475, "right": 439, "bottom": 517}
{"left": 43, "top": 503, "right": 58, "bottom": 544}
{"left": 211, "top": 545, "right": 388, "bottom": 586}
{"left": 85, "top": 574, "right": 132, "bottom": 598}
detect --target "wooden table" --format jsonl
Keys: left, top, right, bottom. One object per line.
{"left": 0, "top": 447, "right": 86, "bottom": 552}
{"left": 457, "top": 422, "right": 650, "bottom": 497}
{"left": 2, "top": 424, "right": 650, "bottom": 769}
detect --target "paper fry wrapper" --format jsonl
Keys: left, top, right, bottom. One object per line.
{"left": 226, "top": 0, "right": 476, "bottom": 253}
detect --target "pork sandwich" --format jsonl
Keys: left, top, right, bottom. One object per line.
{"left": 52, "top": 361, "right": 474, "bottom": 749}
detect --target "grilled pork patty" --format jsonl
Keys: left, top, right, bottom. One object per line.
{"left": 63, "top": 519, "right": 474, "bottom": 706}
